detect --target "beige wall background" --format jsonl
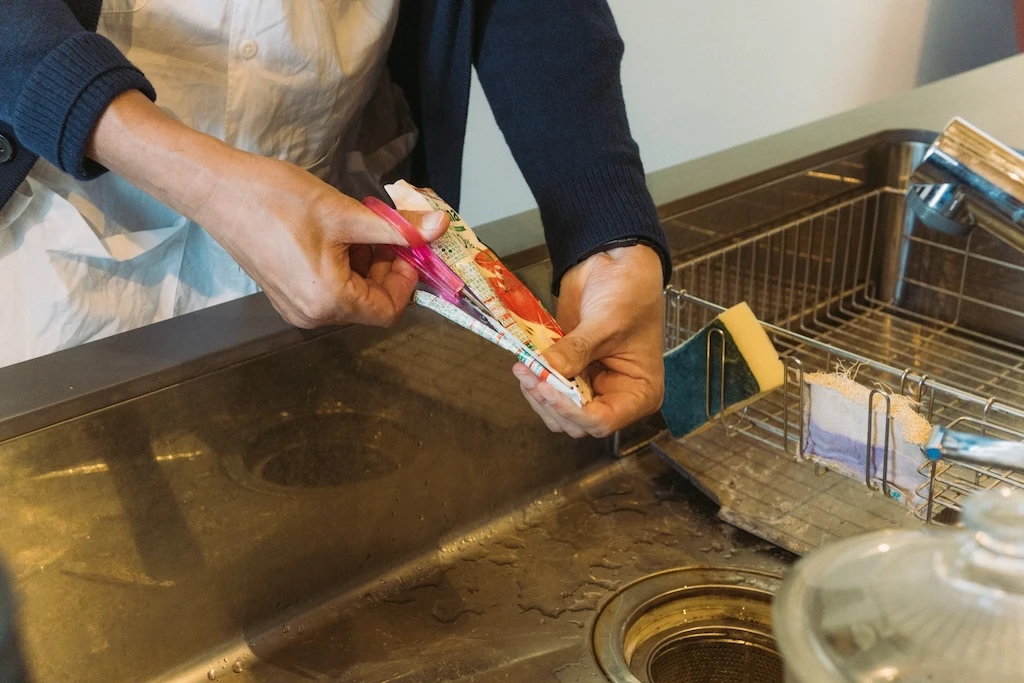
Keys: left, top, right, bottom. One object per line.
{"left": 458, "top": 0, "right": 1018, "bottom": 226}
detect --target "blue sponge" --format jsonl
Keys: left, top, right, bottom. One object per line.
{"left": 661, "top": 302, "right": 785, "bottom": 438}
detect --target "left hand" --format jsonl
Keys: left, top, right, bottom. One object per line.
{"left": 513, "top": 245, "right": 665, "bottom": 438}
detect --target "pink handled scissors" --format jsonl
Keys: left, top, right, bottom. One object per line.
{"left": 362, "top": 196, "right": 465, "bottom": 304}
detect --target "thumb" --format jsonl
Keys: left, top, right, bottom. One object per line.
{"left": 398, "top": 209, "right": 449, "bottom": 244}
{"left": 337, "top": 200, "right": 449, "bottom": 246}
{"left": 542, "top": 324, "right": 601, "bottom": 379}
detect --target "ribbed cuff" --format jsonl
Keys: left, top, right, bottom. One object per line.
{"left": 536, "top": 163, "right": 672, "bottom": 295}
{"left": 13, "top": 31, "right": 156, "bottom": 180}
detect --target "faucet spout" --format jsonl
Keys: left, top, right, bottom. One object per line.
{"left": 908, "top": 117, "right": 1024, "bottom": 253}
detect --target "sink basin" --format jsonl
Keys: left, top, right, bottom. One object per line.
{"left": 0, "top": 321, "right": 791, "bottom": 682}
{"left": 3, "top": 129, "right": 1006, "bottom": 682}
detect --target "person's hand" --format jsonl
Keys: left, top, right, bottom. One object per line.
{"left": 194, "top": 155, "right": 448, "bottom": 327}
{"left": 513, "top": 245, "right": 665, "bottom": 438}
{"left": 86, "top": 90, "right": 448, "bottom": 328}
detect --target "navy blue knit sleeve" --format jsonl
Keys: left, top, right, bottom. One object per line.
{"left": 473, "top": 0, "right": 670, "bottom": 294}
{"left": 0, "top": 1, "right": 156, "bottom": 182}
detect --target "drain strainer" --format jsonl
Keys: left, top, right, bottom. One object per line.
{"left": 593, "top": 567, "right": 783, "bottom": 683}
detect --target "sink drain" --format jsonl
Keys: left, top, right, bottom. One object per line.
{"left": 222, "top": 409, "right": 415, "bottom": 494}
{"left": 593, "top": 567, "right": 783, "bottom": 683}
{"left": 246, "top": 413, "right": 400, "bottom": 488}
{"left": 646, "top": 628, "right": 780, "bottom": 683}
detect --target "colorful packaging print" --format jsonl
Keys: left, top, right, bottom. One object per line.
{"left": 386, "top": 181, "right": 593, "bottom": 405}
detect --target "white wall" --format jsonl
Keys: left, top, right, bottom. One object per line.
{"left": 459, "top": 0, "right": 1018, "bottom": 226}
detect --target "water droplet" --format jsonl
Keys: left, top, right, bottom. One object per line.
{"left": 585, "top": 575, "right": 619, "bottom": 591}
{"left": 207, "top": 670, "right": 217, "bottom": 681}
{"left": 594, "top": 482, "right": 635, "bottom": 500}
{"left": 282, "top": 624, "right": 290, "bottom": 634}
{"left": 553, "top": 659, "right": 585, "bottom": 678}
{"left": 497, "top": 536, "right": 526, "bottom": 550}
{"left": 588, "top": 556, "right": 623, "bottom": 570}
{"left": 485, "top": 552, "right": 518, "bottom": 567}
{"left": 431, "top": 599, "right": 483, "bottom": 624}
{"left": 517, "top": 599, "right": 567, "bottom": 619}
{"left": 231, "top": 662, "right": 243, "bottom": 674}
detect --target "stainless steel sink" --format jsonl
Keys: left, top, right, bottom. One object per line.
{"left": 2, "top": 129, "right": 994, "bottom": 682}
{"left": 0, "top": 323, "right": 791, "bottom": 682}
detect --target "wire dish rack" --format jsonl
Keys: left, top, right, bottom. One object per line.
{"left": 665, "top": 186, "right": 1024, "bottom": 524}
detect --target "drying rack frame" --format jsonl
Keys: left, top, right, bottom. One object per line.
{"left": 662, "top": 187, "right": 1024, "bottom": 524}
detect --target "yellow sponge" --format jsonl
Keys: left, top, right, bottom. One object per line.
{"left": 661, "top": 302, "right": 785, "bottom": 438}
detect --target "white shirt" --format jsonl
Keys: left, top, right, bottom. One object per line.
{"left": 0, "top": 0, "right": 412, "bottom": 367}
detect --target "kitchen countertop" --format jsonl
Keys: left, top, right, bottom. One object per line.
{"left": 3, "top": 53, "right": 1024, "bottom": 439}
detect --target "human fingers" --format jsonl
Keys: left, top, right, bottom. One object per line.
{"left": 335, "top": 258, "right": 420, "bottom": 327}
{"left": 519, "top": 384, "right": 565, "bottom": 433}
{"left": 323, "top": 198, "right": 449, "bottom": 246}
{"left": 540, "top": 318, "right": 611, "bottom": 381}
{"left": 514, "top": 363, "right": 589, "bottom": 438}
{"left": 350, "top": 244, "right": 374, "bottom": 277}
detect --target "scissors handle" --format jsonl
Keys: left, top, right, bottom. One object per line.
{"left": 362, "top": 197, "right": 464, "bottom": 302}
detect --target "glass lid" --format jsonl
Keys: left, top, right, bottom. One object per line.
{"left": 774, "top": 487, "right": 1024, "bottom": 682}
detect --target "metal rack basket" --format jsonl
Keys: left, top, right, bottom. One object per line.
{"left": 664, "top": 186, "right": 1024, "bottom": 524}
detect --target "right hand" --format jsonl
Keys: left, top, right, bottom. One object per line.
{"left": 87, "top": 90, "right": 448, "bottom": 328}
{"left": 194, "top": 155, "right": 448, "bottom": 328}
{"left": 513, "top": 245, "right": 665, "bottom": 438}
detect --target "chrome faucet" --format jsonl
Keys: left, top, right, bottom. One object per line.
{"left": 907, "top": 117, "right": 1024, "bottom": 253}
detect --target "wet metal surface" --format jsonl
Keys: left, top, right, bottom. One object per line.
{"left": 182, "top": 456, "right": 793, "bottom": 682}
{"left": 0, "top": 311, "right": 603, "bottom": 682}
{"left": 653, "top": 430, "right": 920, "bottom": 557}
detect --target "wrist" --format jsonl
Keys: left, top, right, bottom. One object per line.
{"left": 556, "top": 235, "right": 668, "bottom": 296}
{"left": 575, "top": 236, "right": 661, "bottom": 262}
{"left": 561, "top": 239, "right": 663, "bottom": 287}
{"left": 557, "top": 243, "right": 664, "bottom": 313}
{"left": 601, "top": 243, "right": 665, "bottom": 295}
